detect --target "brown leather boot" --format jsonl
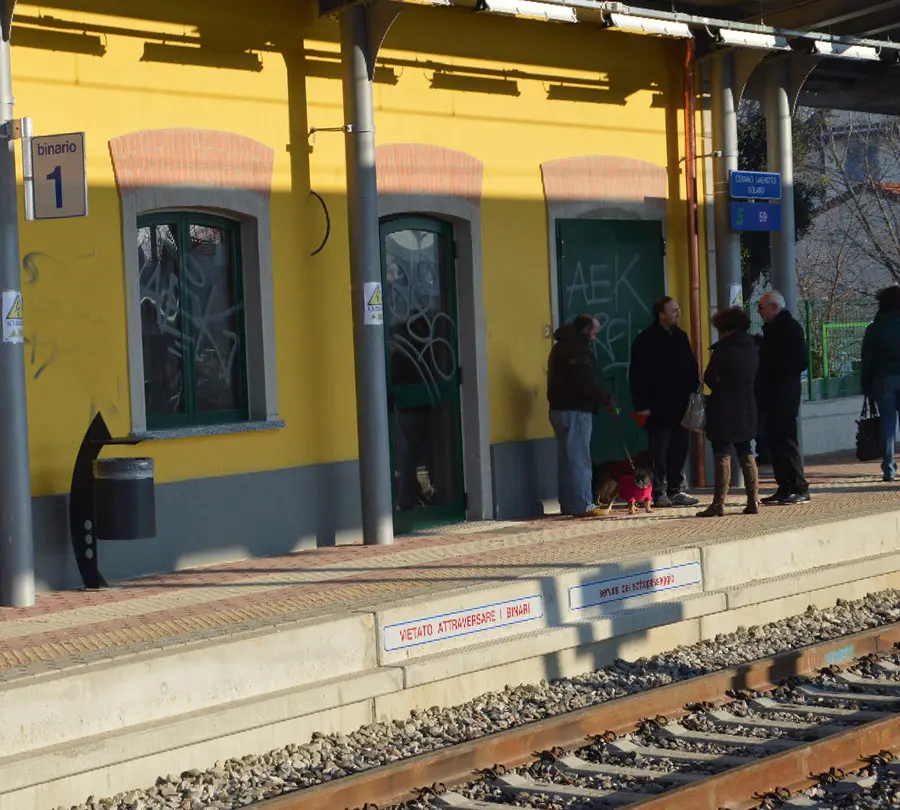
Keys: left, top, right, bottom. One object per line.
{"left": 740, "top": 454, "right": 759, "bottom": 514}
{"left": 696, "top": 454, "right": 730, "bottom": 518}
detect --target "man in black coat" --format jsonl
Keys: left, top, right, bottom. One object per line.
{"left": 629, "top": 297, "right": 700, "bottom": 508}
{"left": 547, "top": 315, "right": 615, "bottom": 518}
{"left": 756, "top": 290, "right": 810, "bottom": 504}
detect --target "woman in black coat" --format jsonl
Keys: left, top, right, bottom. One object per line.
{"left": 697, "top": 307, "right": 760, "bottom": 518}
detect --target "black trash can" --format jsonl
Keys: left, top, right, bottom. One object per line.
{"left": 92, "top": 457, "right": 157, "bottom": 541}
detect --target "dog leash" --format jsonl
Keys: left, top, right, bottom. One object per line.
{"left": 608, "top": 404, "right": 637, "bottom": 473}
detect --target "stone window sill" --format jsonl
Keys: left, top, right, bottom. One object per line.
{"left": 129, "top": 419, "right": 286, "bottom": 441}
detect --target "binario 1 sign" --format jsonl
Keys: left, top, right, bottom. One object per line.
{"left": 27, "top": 132, "right": 88, "bottom": 221}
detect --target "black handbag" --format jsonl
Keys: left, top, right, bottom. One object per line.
{"left": 856, "top": 398, "right": 883, "bottom": 463}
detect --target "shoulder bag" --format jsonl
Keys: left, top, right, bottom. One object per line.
{"left": 855, "top": 397, "right": 882, "bottom": 463}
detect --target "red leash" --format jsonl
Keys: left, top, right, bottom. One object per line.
{"left": 608, "top": 406, "right": 641, "bottom": 472}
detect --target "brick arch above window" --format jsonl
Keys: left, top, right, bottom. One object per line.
{"left": 376, "top": 144, "right": 484, "bottom": 205}
{"left": 109, "top": 128, "right": 281, "bottom": 437}
{"left": 109, "top": 129, "right": 275, "bottom": 196}
{"left": 540, "top": 156, "right": 667, "bottom": 204}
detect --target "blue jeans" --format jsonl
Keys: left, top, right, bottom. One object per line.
{"left": 549, "top": 410, "right": 593, "bottom": 515}
{"left": 876, "top": 375, "right": 900, "bottom": 479}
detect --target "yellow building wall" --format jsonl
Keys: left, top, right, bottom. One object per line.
{"left": 10, "top": 0, "right": 709, "bottom": 499}
{"left": 297, "top": 6, "right": 709, "bottom": 446}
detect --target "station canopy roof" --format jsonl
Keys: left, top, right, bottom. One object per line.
{"left": 9, "top": 0, "right": 900, "bottom": 115}
{"left": 638, "top": 0, "right": 900, "bottom": 115}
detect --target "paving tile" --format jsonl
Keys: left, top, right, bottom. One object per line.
{"left": 0, "top": 453, "right": 897, "bottom": 679}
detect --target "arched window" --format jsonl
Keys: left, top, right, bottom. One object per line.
{"left": 136, "top": 212, "right": 248, "bottom": 428}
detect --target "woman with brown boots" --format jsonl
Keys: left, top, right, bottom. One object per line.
{"left": 697, "top": 307, "right": 760, "bottom": 518}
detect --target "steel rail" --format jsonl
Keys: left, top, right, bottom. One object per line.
{"left": 628, "top": 713, "right": 900, "bottom": 810}
{"left": 252, "top": 622, "right": 900, "bottom": 810}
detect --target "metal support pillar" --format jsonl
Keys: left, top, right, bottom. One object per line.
{"left": 766, "top": 59, "right": 799, "bottom": 317}
{"left": 0, "top": 10, "right": 36, "bottom": 607}
{"left": 711, "top": 52, "right": 742, "bottom": 313}
{"left": 710, "top": 51, "right": 744, "bottom": 487}
{"left": 340, "top": 5, "right": 394, "bottom": 546}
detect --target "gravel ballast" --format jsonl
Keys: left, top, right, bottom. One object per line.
{"left": 64, "top": 589, "right": 900, "bottom": 810}
{"left": 795, "top": 763, "right": 900, "bottom": 809}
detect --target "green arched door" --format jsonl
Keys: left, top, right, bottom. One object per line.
{"left": 380, "top": 216, "right": 466, "bottom": 534}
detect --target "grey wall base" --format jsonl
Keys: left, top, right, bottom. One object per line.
{"left": 490, "top": 435, "right": 720, "bottom": 518}
{"left": 489, "top": 405, "right": 864, "bottom": 519}
{"left": 489, "top": 435, "right": 711, "bottom": 518}
{"left": 35, "top": 445, "right": 554, "bottom": 594}
{"left": 33, "top": 460, "right": 364, "bottom": 593}
{"left": 32, "top": 404, "right": 859, "bottom": 593}
{"left": 490, "top": 438, "right": 558, "bottom": 519}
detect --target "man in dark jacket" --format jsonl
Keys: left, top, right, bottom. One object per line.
{"left": 629, "top": 297, "right": 700, "bottom": 508}
{"left": 547, "top": 315, "right": 615, "bottom": 518}
{"left": 756, "top": 290, "right": 810, "bottom": 504}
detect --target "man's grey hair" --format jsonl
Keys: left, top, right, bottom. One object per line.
{"left": 763, "top": 290, "right": 786, "bottom": 310}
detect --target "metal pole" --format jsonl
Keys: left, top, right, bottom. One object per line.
{"left": 710, "top": 51, "right": 744, "bottom": 488}
{"left": 710, "top": 51, "right": 741, "bottom": 314}
{"left": 0, "top": 16, "right": 36, "bottom": 606}
{"left": 698, "top": 60, "right": 719, "bottom": 336}
{"left": 682, "top": 40, "right": 706, "bottom": 489}
{"left": 340, "top": 6, "right": 394, "bottom": 546}
{"left": 766, "top": 59, "right": 799, "bottom": 317}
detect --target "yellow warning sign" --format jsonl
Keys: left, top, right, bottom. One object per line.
{"left": 364, "top": 282, "right": 383, "bottom": 326}
{"left": 2, "top": 290, "right": 23, "bottom": 344}
{"left": 6, "top": 294, "right": 22, "bottom": 321}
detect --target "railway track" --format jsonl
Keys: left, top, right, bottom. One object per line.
{"left": 256, "top": 624, "right": 900, "bottom": 810}
{"left": 426, "top": 676, "right": 900, "bottom": 810}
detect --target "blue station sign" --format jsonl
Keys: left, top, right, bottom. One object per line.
{"left": 729, "top": 170, "right": 782, "bottom": 201}
{"left": 730, "top": 201, "right": 782, "bottom": 232}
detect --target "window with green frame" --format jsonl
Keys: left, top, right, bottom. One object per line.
{"left": 136, "top": 212, "right": 249, "bottom": 429}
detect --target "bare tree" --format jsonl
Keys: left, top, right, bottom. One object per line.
{"left": 799, "top": 111, "right": 900, "bottom": 296}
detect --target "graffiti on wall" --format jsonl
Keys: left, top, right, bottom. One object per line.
{"left": 137, "top": 222, "right": 241, "bottom": 415}
{"left": 20, "top": 252, "right": 63, "bottom": 381}
{"left": 563, "top": 254, "right": 651, "bottom": 378}
{"left": 384, "top": 229, "right": 458, "bottom": 404}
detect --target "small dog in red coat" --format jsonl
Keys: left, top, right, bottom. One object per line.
{"left": 619, "top": 467, "right": 653, "bottom": 515}
{"left": 593, "top": 451, "right": 653, "bottom": 516}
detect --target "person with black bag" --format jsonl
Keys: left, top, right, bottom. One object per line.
{"left": 860, "top": 285, "right": 900, "bottom": 482}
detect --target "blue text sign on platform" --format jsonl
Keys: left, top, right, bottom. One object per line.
{"left": 729, "top": 170, "right": 782, "bottom": 201}
{"left": 730, "top": 202, "right": 782, "bottom": 232}
{"left": 568, "top": 561, "right": 702, "bottom": 612}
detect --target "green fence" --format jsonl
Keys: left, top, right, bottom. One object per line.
{"left": 746, "top": 298, "right": 876, "bottom": 402}
{"left": 804, "top": 299, "right": 875, "bottom": 402}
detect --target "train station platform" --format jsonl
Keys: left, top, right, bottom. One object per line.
{"left": 2, "top": 454, "right": 900, "bottom": 810}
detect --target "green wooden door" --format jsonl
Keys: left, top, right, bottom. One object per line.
{"left": 555, "top": 219, "right": 667, "bottom": 464}
{"left": 380, "top": 216, "right": 466, "bottom": 534}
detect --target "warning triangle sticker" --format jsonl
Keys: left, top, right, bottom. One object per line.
{"left": 5, "top": 294, "right": 22, "bottom": 320}
{"left": 367, "top": 286, "right": 383, "bottom": 307}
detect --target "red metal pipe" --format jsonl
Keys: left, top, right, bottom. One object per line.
{"left": 683, "top": 39, "right": 706, "bottom": 489}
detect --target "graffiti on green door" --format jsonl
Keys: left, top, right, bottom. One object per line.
{"left": 556, "top": 219, "right": 666, "bottom": 463}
